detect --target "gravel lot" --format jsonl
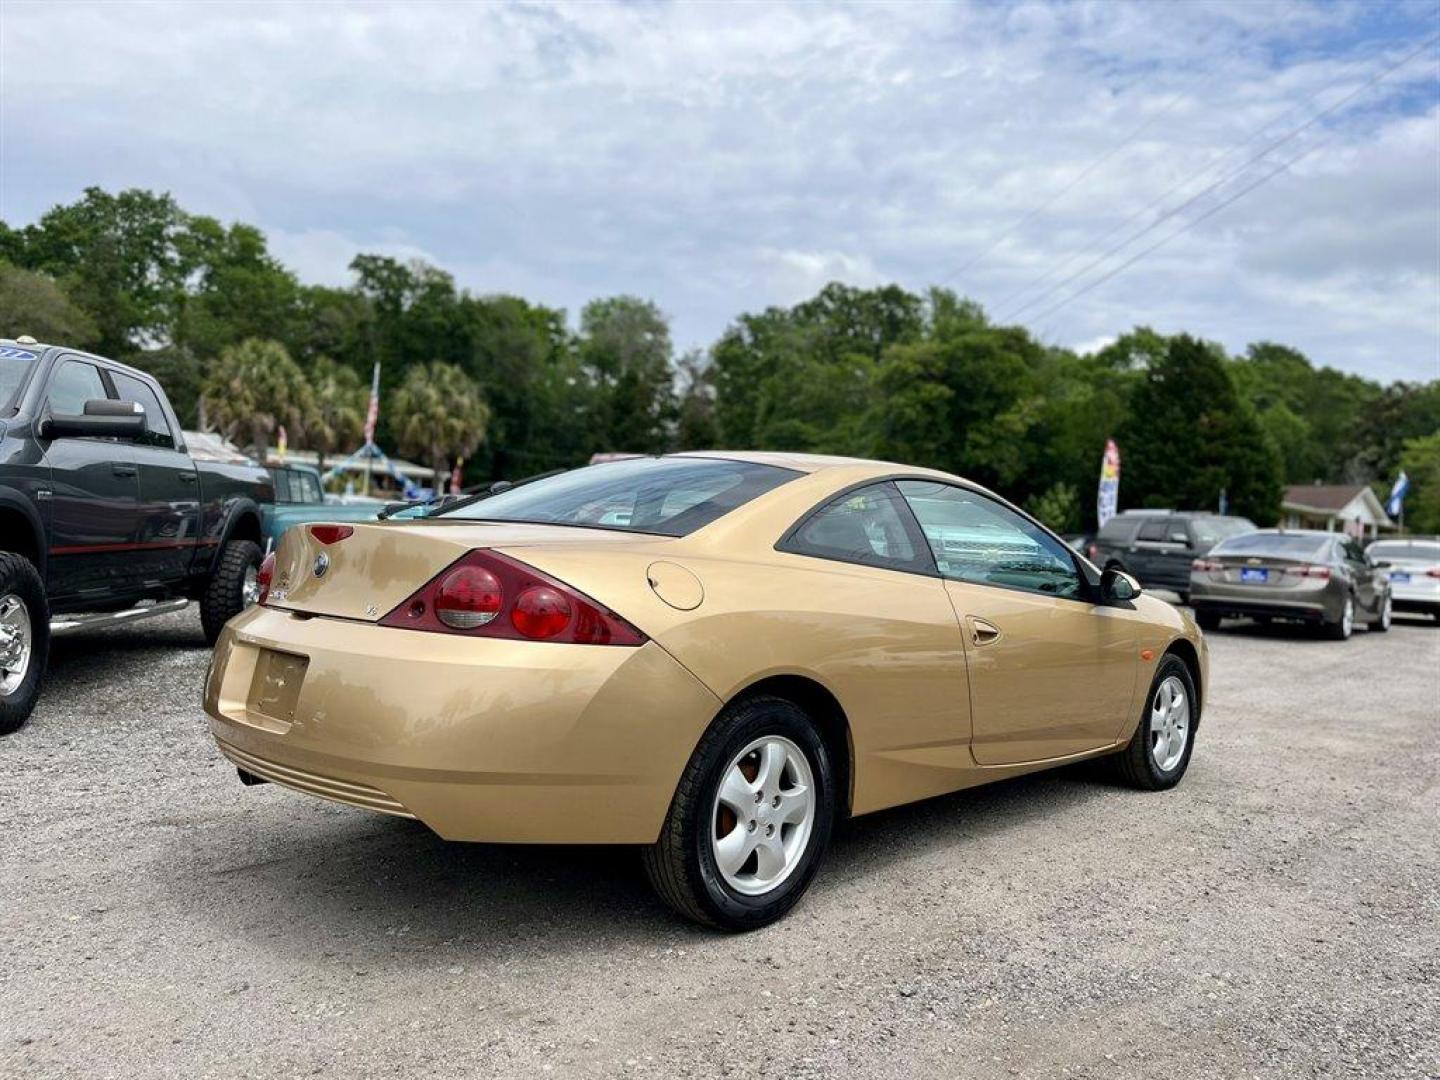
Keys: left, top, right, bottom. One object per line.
{"left": 2, "top": 605, "right": 1437, "bottom": 1079}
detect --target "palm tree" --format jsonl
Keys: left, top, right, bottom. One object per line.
{"left": 201, "top": 338, "right": 316, "bottom": 463}
{"left": 390, "top": 361, "right": 490, "bottom": 490}
{"left": 307, "top": 356, "right": 366, "bottom": 476}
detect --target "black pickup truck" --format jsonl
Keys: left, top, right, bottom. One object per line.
{"left": 0, "top": 338, "right": 272, "bottom": 733}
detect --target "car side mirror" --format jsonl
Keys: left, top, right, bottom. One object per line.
{"left": 1371, "top": 559, "right": 1391, "bottom": 569}
{"left": 41, "top": 399, "right": 145, "bottom": 440}
{"left": 1101, "top": 566, "right": 1142, "bottom": 602}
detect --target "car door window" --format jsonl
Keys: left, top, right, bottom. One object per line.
{"left": 47, "top": 359, "right": 109, "bottom": 417}
{"left": 1137, "top": 520, "right": 1169, "bottom": 542}
{"left": 111, "top": 373, "right": 174, "bottom": 449}
{"left": 897, "top": 480, "right": 1084, "bottom": 599}
{"left": 299, "top": 472, "right": 323, "bottom": 502}
{"left": 782, "top": 482, "right": 930, "bottom": 573}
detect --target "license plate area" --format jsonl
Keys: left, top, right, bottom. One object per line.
{"left": 1240, "top": 568, "right": 1269, "bottom": 584}
{"left": 1390, "top": 572, "right": 1411, "bottom": 583}
{"left": 247, "top": 648, "right": 309, "bottom": 727}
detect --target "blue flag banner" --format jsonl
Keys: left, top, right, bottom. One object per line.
{"left": 1386, "top": 471, "right": 1409, "bottom": 519}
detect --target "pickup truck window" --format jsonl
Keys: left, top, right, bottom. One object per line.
{"left": 47, "top": 359, "right": 110, "bottom": 416}
{"left": 111, "top": 372, "right": 174, "bottom": 449}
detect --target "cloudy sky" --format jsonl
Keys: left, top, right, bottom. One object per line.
{"left": 2, "top": 1, "right": 1438, "bottom": 381}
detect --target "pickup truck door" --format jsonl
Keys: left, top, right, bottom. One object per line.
{"left": 110, "top": 371, "right": 204, "bottom": 585}
{"left": 39, "top": 356, "right": 142, "bottom": 604}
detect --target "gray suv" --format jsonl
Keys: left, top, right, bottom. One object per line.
{"left": 1087, "top": 511, "right": 1256, "bottom": 602}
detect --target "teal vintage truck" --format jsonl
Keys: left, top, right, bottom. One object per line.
{"left": 261, "top": 463, "right": 387, "bottom": 547}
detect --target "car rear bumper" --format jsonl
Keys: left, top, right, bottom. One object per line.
{"left": 1189, "top": 577, "right": 1343, "bottom": 622}
{"left": 203, "top": 604, "right": 722, "bottom": 843}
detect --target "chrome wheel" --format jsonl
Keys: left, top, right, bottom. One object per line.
{"left": 1378, "top": 593, "right": 1392, "bottom": 630}
{"left": 241, "top": 563, "right": 260, "bottom": 607}
{"left": 711, "top": 735, "right": 815, "bottom": 896}
{"left": 1149, "top": 675, "right": 1189, "bottom": 773}
{"left": 0, "top": 593, "right": 33, "bottom": 698}
{"left": 1341, "top": 596, "right": 1354, "bottom": 638}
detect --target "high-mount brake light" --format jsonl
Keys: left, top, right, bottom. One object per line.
{"left": 380, "top": 550, "right": 647, "bottom": 646}
{"left": 256, "top": 552, "right": 276, "bottom": 605}
{"left": 310, "top": 524, "right": 354, "bottom": 545}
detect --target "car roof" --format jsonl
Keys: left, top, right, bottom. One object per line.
{"left": 671, "top": 450, "right": 928, "bottom": 475}
{"left": 1, "top": 339, "right": 157, "bottom": 383}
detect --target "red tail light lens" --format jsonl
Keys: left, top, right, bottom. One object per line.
{"left": 1285, "top": 564, "right": 1331, "bottom": 579}
{"left": 256, "top": 552, "right": 275, "bottom": 605}
{"left": 310, "top": 524, "right": 354, "bottom": 545}
{"left": 1191, "top": 559, "right": 1221, "bottom": 572}
{"left": 1426, "top": 568, "right": 1440, "bottom": 579}
{"left": 1086, "top": 543, "right": 1099, "bottom": 560}
{"left": 434, "top": 566, "right": 503, "bottom": 628}
{"left": 380, "top": 550, "right": 647, "bottom": 646}
{"left": 511, "top": 585, "right": 572, "bottom": 639}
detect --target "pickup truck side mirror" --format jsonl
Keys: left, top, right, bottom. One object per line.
{"left": 1100, "top": 566, "right": 1142, "bottom": 603}
{"left": 41, "top": 399, "right": 145, "bottom": 441}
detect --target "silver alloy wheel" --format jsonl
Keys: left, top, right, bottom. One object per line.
{"left": 1148, "top": 674, "right": 1190, "bottom": 773}
{"left": 1341, "top": 596, "right": 1354, "bottom": 638}
{"left": 1378, "top": 592, "right": 1392, "bottom": 630}
{"left": 711, "top": 735, "right": 816, "bottom": 896}
{"left": 0, "top": 593, "right": 33, "bottom": 698}
{"left": 241, "top": 564, "right": 260, "bottom": 607}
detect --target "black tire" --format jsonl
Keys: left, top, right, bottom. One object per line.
{"left": 200, "top": 539, "right": 262, "bottom": 645}
{"left": 643, "top": 696, "right": 836, "bottom": 931}
{"left": 1369, "top": 591, "right": 1391, "bottom": 633}
{"left": 1176, "top": 591, "right": 1190, "bottom": 607}
{"left": 0, "top": 553, "right": 50, "bottom": 736}
{"left": 1194, "top": 610, "right": 1221, "bottom": 632}
{"left": 1321, "top": 592, "right": 1355, "bottom": 641}
{"left": 1108, "top": 655, "right": 1198, "bottom": 791}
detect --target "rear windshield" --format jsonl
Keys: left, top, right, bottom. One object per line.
{"left": 1369, "top": 540, "right": 1440, "bottom": 562}
{"left": 1189, "top": 516, "right": 1257, "bottom": 544}
{"left": 432, "top": 456, "right": 800, "bottom": 536}
{"left": 1212, "top": 533, "right": 1329, "bottom": 559}
{"left": 0, "top": 345, "right": 39, "bottom": 410}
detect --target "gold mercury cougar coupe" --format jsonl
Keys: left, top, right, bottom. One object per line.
{"left": 204, "top": 453, "right": 1207, "bottom": 929}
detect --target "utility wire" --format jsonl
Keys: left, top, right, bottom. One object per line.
{"left": 1011, "top": 32, "right": 1440, "bottom": 326}
{"left": 1022, "top": 33, "right": 1440, "bottom": 328}
{"left": 991, "top": 46, "right": 1380, "bottom": 322}
{"left": 937, "top": 4, "right": 1294, "bottom": 286}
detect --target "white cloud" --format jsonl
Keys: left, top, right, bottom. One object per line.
{"left": 1, "top": 0, "right": 1436, "bottom": 379}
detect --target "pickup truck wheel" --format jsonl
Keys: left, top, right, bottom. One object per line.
{"left": 201, "top": 539, "right": 263, "bottom": 645}
{"left": 0, "top": 553, "right": 49, "bottom": 736}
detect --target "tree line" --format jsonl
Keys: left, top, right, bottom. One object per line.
{"left": 2, "top": 187, "right": 1437, "bottom": 530}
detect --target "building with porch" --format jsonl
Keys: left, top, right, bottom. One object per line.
{"left": 1280, "top": 483, "right": 1393, "bottom": 538}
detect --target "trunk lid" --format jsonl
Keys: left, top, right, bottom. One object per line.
{"left": 268, "top": 521, "right": 661, "bottom": 621}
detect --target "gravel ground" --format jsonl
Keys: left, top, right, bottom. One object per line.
{"left": 1, "top": 605, "right": 1437, "bottom": 1079}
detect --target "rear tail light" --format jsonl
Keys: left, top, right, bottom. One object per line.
{"left": 1284, "top": 564, "right": 1331, "bottom": 579}
{"left": 256, "top": 552, "right": 275, "bottom": 605}
{"left": 1191, "top": 559, "right": 1222, "bottom": 572}
{"left": 381, "top": 550, "right": 647, "bottom": 646}
{"left": 1426, "top": 568, "right": 1440, "bottom": 579}
{"left": 310, "top": 524, "right": 354, "bottom": 545}
{"left": 1087, "top": 543, "right": 1099, "bottom": 560}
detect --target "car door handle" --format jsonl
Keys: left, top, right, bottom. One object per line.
{"left": 968, "top": 617, "right": 1002, "bottom": 646}
{"left": 112, "top": 465, "right": 137, "bottom": 478}
{"left": 178, "top": 472, "right": 198, "bottom": 483}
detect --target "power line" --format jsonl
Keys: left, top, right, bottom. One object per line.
{"left": 1012, "top": 32, "right": 1440, "bottom": 327}
{"left": 937, "top": 4, "right": 1295, "bottom": 287}
{"left": 1022, "top": 32, "right": 1440, "bottom": 328}
{"left": 990, "top": 46, "right": 1381, "bottom": 322}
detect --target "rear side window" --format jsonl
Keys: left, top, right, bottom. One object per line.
{"left": 111, "top": 372, "right": 174, "bottom": 449}
{"left": 781, "top": 482, "right": 929, "bottom": 573}
{"left": 1097, "top": 518, "right": 1139, "bottom": 541}
{"left": 47, "top": 359, "right": 109, "bottom": 416}
{"left": 1137, "top": 520, "right": 1171, "bottom": 542}
{"left": 1213, "top": 534, "right": 1329, "bottom": 559}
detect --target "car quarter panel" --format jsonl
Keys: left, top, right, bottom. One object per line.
{"left": 204, "top": 604, "right": 722, "bottom": 843}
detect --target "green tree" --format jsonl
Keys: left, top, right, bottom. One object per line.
{"left": 1118, "top": 335, "right": 1282, "bottom": 523}
{"left": 200, "top": 339, "right": 317, "bottom": 463}
{"left": 1027, "top": 482, "right": 1081, "bottom": 534}
{"left": 307, "top": 356, "right": 367, "bottom": 475}
{"left": 390, "top": 361, "right": 491, "bottom": 488}
{"left": 576, "top": 296, "right": 674, "bottom": 454}
{"left": 0, "top": 262, "right": 99, "bottom": 346}
{"left": 1397, "top": 433, "right": 1440, "bottom": 534}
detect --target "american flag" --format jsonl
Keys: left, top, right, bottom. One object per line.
{"left": 363, "top": 362, "right": 380, "bottom": 446}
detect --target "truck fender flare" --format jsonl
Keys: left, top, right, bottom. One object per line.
{"left": 0, "top": 485, "right": 47, "bottom": 578}
{"left": 207, "top": 497, "right": 264, "bottom": 574}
